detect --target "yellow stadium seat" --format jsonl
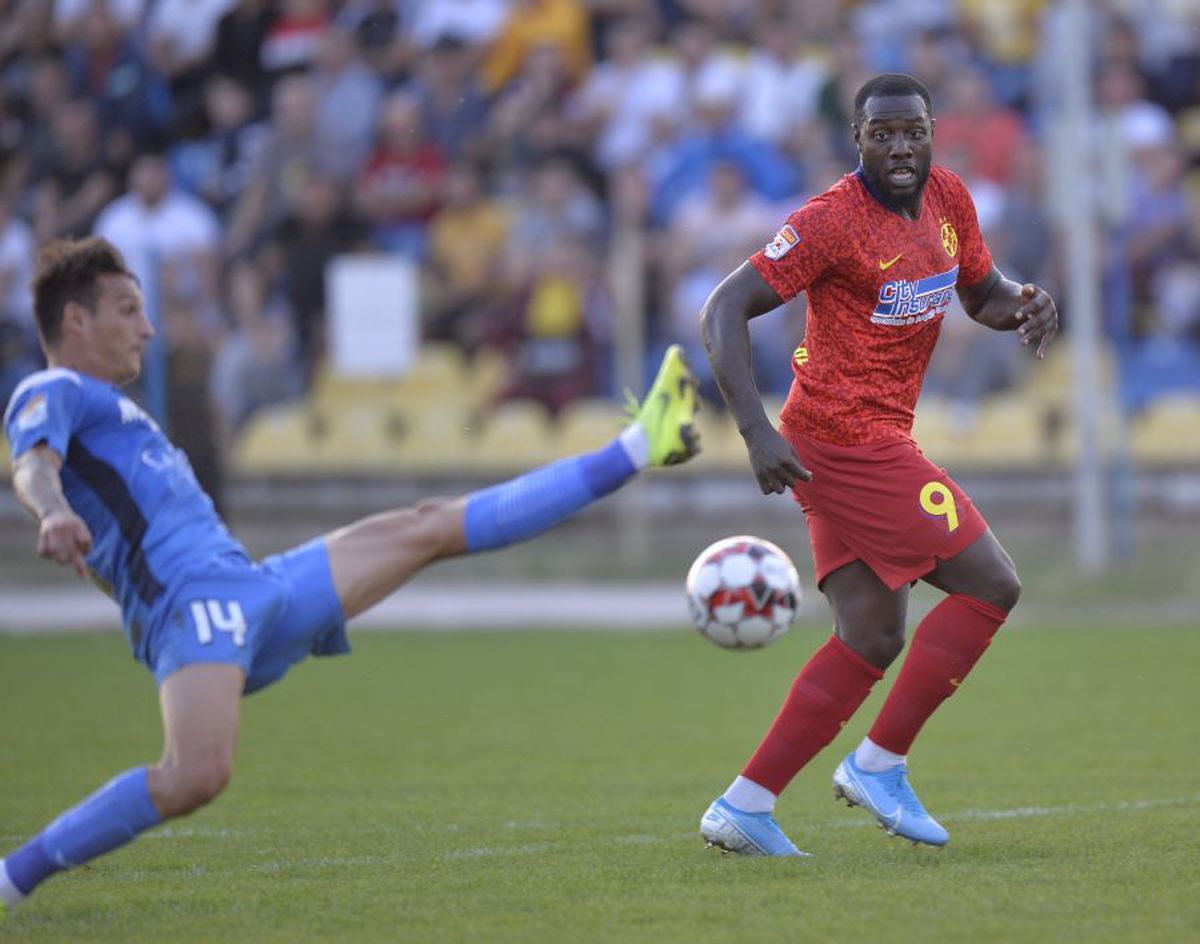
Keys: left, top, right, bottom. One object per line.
{"left": 231, "top": 402, "right": 320, "bottom": 475}
{"left": 1131, "top": 396, "right": 1200, "bottom": 464}
{"left": 557, "top": 398, "right": 627, "bottom": 456}
{"left": 305, "top": 402, "right": 395, "bottom": 474}
{"left": 690, "top": 408, "right": 748, "bottom": 473}
{"left": 469, "top": 399, "right": 558, "bottom": 473}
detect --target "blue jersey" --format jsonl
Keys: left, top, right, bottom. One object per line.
{"left": 4, "top": 368, "right": 247, "bottom": 653}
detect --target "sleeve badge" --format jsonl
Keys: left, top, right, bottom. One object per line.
{"left": 763, "top": 224, "right": 800, "bottom": 260}
{"left": 15, "top": 394, "right": 48, "bottom": 432}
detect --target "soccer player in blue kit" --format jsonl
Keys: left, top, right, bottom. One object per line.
{"left": 0, "top": 237, "right": 701, "bottom": 916}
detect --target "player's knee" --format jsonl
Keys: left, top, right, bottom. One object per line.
{"left": 156, "top": 754, "right": 233, "bottom": 817}
{"left": 837, "top": 621, "right": 905, "bottom": 669}
{"left": 409, "top": 496, "right": 461, "bottom": 557}
{"left": 980, "top": 565, "right": 1021, "bottom": 613}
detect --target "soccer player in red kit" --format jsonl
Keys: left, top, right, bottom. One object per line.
{"left": 697, "top": 74, "right": 1058, "bottom": 855}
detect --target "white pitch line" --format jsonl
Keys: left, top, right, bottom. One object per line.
{"left": 80, "top": 792, "right": 1196, "bottom": 867}
{"left": 943, "top": 793, "right": 1200, "bottom": 823}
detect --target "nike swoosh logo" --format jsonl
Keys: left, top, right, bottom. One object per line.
{"left": 879, "top": 254, "right": 903, "bottom": 270}
{"left": 949, "top": 677, "right": 962, "bottom": 688}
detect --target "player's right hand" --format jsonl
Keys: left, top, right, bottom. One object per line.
{"left": 37, "top": 509, "right": 93, "bottom": 579}
{"left": 743, "top": 424, "right": 812, "bottom": 495}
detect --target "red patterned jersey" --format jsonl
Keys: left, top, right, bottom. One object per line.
{"left": 750, "top": 166, "right": 993, "bottom": 445}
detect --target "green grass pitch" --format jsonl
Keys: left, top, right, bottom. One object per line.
{"left": 1, "top": 624, "right": 1198, "bottom": 943}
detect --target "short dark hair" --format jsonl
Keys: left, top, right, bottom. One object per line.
{"left": 33, "top": 237, "right": 135, "bottom": 346}
{"left": 853, "top": 74, "right": 933, "bottom": 124}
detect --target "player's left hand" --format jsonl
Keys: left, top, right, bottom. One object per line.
{"left": 1015, "top": 283, "right": 1058, "bottom": 359}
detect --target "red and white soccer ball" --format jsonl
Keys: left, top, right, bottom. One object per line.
{"left": 686, "top": 536, "right": 802, "bottom": 650}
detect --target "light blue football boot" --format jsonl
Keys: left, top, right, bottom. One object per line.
{"left": 832, "top": 752, "right": 949, "bottom": 847}
{"left": 699, "top": 798, "right": 811, "bottom": 857}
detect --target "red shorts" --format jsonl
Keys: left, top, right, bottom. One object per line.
{"left": 784, "top": 428, "right": 989, "bottom": 591}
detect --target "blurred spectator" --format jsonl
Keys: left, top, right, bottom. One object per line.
{"left": 480, "top": 0, "right": 592, "bottom": 94}
{"left": 147, "top": 0, "right": 237, "bottom": 137}
{"left": 570, "top": 14, "right": 682, "bottom": 171}
{"left": 983, "top": 141, "right": 1053, "bottom": 291}
{"left": 2, "top": 55, "right": 71, "bottom": 198}
{"left": 211, "top": 0, "right": 275, "bottom": 109}
{"left": 160, "top": 256, "right": 226, "bottom": 508}
{"left": 904, "top": 27, "right": 970, "bottom": 106}
{"left": 852, "top": 0, "right": 956, "bottom": 74}
{"left": 933, "top": 65, "right": 1030, "bottom": 186}
{"left": 30, "top": 98, "right": 120, "bottom": 242}
{"left": 815, "top": 28, "right": 871, "bottom": 165}
{"left": 412, "top": 35, "right": 490, "bottom": 162}
{"left": 1150, "top": 256, "right": 1200, "bottom": 342}
{"left": 94, "top": 150, "right": 223, "bottom": 311}
{"left": 0, "top": 192, "right": 38, "bottom": 407}
{"left": 923, "top": 296, "right": 1018, "bottom": 428}
{"left": 225, "top": 73, "right": 348, "bottom": 256}
{"left": 64, "top": 1, "right": 171, "bottom": 150}
{"left": 0, "top": 192, "right": 34, "bottom": 327}
{"left": 341, "top": 0, "right": 408, "bottom": 81}
{"left": 661, "top": 161, "right": 789, "bottom": 402}
{"left": 170, "top": 76, "right": 270, "bottom": 218}
{"left": 1125, "top": 143, "right": 1190, "bottom": 328}
{"left": 261, "top": 0, "right": 331, "bottom": 82}
{"left": 665, "top": 14, "right": 742, "bottom": 127}
{"left": 407, "top": 0, "right": 508, "bottom": 51}
{"left": 0, "top": 0, "right": 54, "bottom": 58}
{"left": 489, "top": 238, "right": 608, "bottom": 416}
{"left": 266, "top": 169, "right": 368, "bottom": 369}
{"left": 506, "top": 153, "right": 604, "bottom": 282}
{"left": 210, "top": 258, "right": 303, "bottom": 440}
{"left": 1097, "top": 59, "right": 1174, "bottom": 153}
{"left": 649, "top": 77, "right": 797, "bottom": 224}
{"left": 312, "top": 25, "right": 383, "bottom": 179}
{"left": 54, "top": 0, "right": 146, "bottom": 44}
{"left": 957, "top": 0, "right": 1039, "bottom": 106}
{"left": 486, "top": 43, "right": 581, "bottom": 173}
{"left": 661, "top": 160, "right": 773, "bottom": 285}
{"left": 737, "top": 13, "right": 824, "bottom": 148}
{"left": 424, "top": 161, "right": 511, "bottom": 349}
{"left": 354, "top": 88, "right": 448, "bottom": 258}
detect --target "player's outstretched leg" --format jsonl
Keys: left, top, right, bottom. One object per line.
{"left": 0, "top": 664, "right": 242, "bottom": 913}
{"left": 327, "top": 346, "right": 700, "bottom": 619}
{"left": 463, "top": 343, "right": 700, "bottom": 554}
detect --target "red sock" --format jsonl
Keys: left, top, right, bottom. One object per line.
{"left": 742, "top": 635, "right": 884, "bottom": 795}
{"left": 868, "top": 593, "right": 1008, "bottom": 756}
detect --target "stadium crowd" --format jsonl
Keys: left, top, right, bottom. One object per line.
{"left": 1, "top": 0, "right": 1199, "bottom": 480}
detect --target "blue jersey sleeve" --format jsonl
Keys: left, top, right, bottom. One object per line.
{"left": 3, "top": 369, "right": 87, "bottom": 462}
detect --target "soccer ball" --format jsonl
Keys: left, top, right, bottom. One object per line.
{"left": 686, "top": 536, "right": 802, "bottom": 649}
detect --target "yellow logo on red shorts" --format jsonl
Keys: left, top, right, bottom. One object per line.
{"left": 793, "top": 345, "right": 809, "bottom": 366}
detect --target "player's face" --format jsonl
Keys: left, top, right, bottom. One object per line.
{"left": 75, "top": 274, "right": 155, "bottom": 385}
{"left": 854, "top": 94, "right": 933, "bottom": 211}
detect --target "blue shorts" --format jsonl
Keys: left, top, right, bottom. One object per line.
{"left": 144, "top": 539, "right": 350, "bottom": 694}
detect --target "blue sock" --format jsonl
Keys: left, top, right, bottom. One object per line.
{"left": 5, "top": 767, "right": 161, "bottom": 895}
{"left": 464, "top": 438, "right": 638, "bottom": 552}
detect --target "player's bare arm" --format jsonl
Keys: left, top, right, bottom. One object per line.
{"left": 12, "top": 444, "right": 92, "bottom": 578}
{"left": 700, "top": 261, "right": 812, "bottom": 495}
{"left": 957, "top": 265, "right": 1059, "bottom": 359}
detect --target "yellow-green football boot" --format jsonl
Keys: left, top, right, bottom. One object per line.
{"left": 627, "top": 345, "right": 701, "bottom": 466}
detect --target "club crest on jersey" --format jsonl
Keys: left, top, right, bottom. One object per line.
{"left": 764, "top": 224, "right": 800, "bottom": 260}
{"left": 118, "top": 396, "right": 162, "bottom": 433}
{"left": 940, "top": 220, "right": 958, "bottom": 257}
{"left": 873, "top": 265, "right": 959, "bottom": 327}
{"left": 15, "top": 394, "right": 48, "bottom": 431}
